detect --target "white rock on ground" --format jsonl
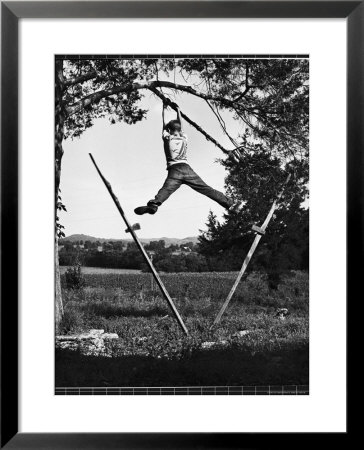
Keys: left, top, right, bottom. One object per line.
{"left": 103, "top": 333, "right": 119, "bottom": 340}
{"left": 89, "top": 329, "right": 104, "bottom": 335}
{"left": 201, "top": 341, "right": 217, "bottom": 349}
{"left": 235, "top": 330, "right": 250, "bottom": 337}
{"left": 201, "top": 340, "right": 229, "bottom": 350}
{"left": 55, "top": 329, "right": 119, "bottom": 357}
{"left": 201, "top": 330, "right": 251, "bottom": 350}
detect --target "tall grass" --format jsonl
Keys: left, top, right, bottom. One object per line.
{"left": 61, "top": 270, "right": 308, "bottom": 311}
{"left": 57, "top": 271, "right": 309, "bottom": 387}
{"left": 59, "top": 271, "right": 308, "bottom": 359}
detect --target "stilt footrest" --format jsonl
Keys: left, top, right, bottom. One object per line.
{"left": 252, "top": 224, "right": 266, "bottom": 235}
{"left": 125, "top": 223, "right": 141, "bottom": 233}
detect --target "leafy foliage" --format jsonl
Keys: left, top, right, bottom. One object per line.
{"left": 199, "top": 148, "right": 308, "bottom": 279}
{"left": 178, "top": 58, "right": 309, "bottom": 157}
{"left": 63, "top": 59, "right": 166, "bottom": 139}
{"left": 56, "top": 192, "right": 67, "bottom": 239}
{"left": 65, "top": 255, "right": 86, "bottom": 290}
{"left": 61, "top": 57, "right": 308, "bottom": 159}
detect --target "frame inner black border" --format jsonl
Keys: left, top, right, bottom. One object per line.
{"left": 1, "top": 1, "right": 359, "bottom": 447}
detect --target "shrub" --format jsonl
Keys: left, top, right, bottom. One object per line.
{"left": 65, "top": 256, "right": 85, "bottom": 290}
{"left": 59, "top": 308, "right": 85, "bottom": 334}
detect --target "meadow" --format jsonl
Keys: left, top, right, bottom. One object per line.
{"left": 56, "top": 270, "right": 309, "bottom": 388}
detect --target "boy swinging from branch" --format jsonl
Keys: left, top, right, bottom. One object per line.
{"left": 134, "top": 102, "right": 242, "bottom": 215}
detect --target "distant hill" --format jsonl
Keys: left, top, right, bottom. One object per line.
{"left": 61, "top": 234, "right": 199, "bottom": 247}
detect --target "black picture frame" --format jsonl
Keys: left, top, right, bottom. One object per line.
{"left": 1, "top": 1, "right": 358, "bottom": 447}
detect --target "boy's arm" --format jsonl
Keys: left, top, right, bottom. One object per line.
{"left": 176, "top": 106, "right": 183, "bottom": 132}
{"left": 162, "top": 103, "right": 170, "bottom": 139}
{"left": 162, "top": 103, "right": 166, "bottom": 133}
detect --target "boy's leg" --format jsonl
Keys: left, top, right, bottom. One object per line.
{"left": 134, "top": 170, "right": 183, "bottom": 215}
{"left": 184, "top": 166, "right": 233, "bottom": 209}
{"left": 152, "top": 172, "right": 183, "bottom": 205}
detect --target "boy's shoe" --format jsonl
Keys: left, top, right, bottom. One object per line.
{"left": 134, "top": 203, "right": 158, "bottom": 215}
{"left": 228, "top": 201, "right": 244, "bottom": 214}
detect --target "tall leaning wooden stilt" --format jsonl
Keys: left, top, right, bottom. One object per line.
{"left": 89, "top": 154, "right": 189, "bottom": 336}
{"left": 211, "top": 174, "right": 291, "bottom": 328}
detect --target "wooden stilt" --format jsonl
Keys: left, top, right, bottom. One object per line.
{"left": 211, "top": 174, "right": 291, "bottom": 328}
{"left": 89, "top": 153, "right": 189, "bottom": 335}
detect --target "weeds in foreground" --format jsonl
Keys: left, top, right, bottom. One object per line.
{"left": 57, "top": 271, "right": 309, "bottom": 386}
{"left": 59, "top": 271, "right": 308, "bottom": 361}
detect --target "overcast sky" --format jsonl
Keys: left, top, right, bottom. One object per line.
{"left": 59, "top": 68, "right": 243, "bottom": 239}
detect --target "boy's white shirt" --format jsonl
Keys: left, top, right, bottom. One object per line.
{"left": 162, "top": 130, "right": 188, "bottom": 168}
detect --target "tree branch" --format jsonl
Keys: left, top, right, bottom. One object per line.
{"left": 232, "top": 63, "right": 251, "bottom": 101}
{"left": 152, "top": 80, "right": 240, "bottom": 109}
{"left": 65, "top": 79, "right": 246, "bottom": 116}
{"left": 64, "top": 78, "right": 245, "bottom": 161}
{"left": 206, "top": 100, "right": 238, "bottom": 147}
{"left": 150, "top": 87, "right": 240, "bottom": 161}
{"left": 65, "top": 84, "right": 133, "bottom": 115}
{"left": 64, "top": 70, "right": 98, "bottom": 87}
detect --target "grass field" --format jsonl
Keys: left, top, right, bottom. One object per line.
{"left": 56, "top": 270, "right": 309, "bottom": 388}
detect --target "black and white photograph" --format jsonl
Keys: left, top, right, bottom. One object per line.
{"left": 54, "top": 55, "right": 309, "bottom": 394}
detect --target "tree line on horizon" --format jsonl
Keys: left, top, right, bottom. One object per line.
{"left": 60, "top": 207, "right": 308, "bottom": 282}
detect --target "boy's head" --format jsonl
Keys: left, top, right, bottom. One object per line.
{"left": 166, "top": 120, "right": 181, "bottom": 134}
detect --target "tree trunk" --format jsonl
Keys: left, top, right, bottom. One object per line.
{"left": 55, "top": 59, "right": 65, "bottom": 333}
{"left": 55, "top": 234, "right": 63, "bottom": 330}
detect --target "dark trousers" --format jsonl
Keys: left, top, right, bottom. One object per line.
{"left": 151, "top": 163, "right": 233, "bottom": 209}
